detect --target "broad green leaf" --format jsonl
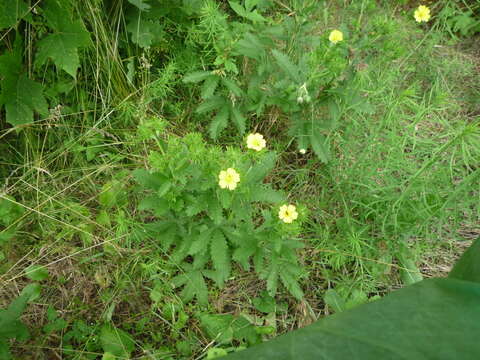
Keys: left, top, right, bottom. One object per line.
{"left": 449, "top": 238, "right": 480, "bottom": 283}
{"left": 271, "top": 50, "right": 302, "bottom": 83}
{"left": 211, "top": 229, "right": 230, "bottom": 287}
{"left": 1, "top": 74, "right": 48, "bottom": 126}
{"left": 100, "top": 325, "right": 135, "bottom": 359}
{"left": 225, "top": 239, "right": 480, "bottom": 360}
{"left": 127, "top": 0, "right": 151, "bottom": 11}
{"left": 0, "top": 0, "right": 29, "bottom": 30}
{"left": 209, "top": 105, "right": 230, "bottom": 139}
{"left": 24, "top": 265, "right": 49, "bottom": 281}
{"left": 36, "top": 0, "right": 91, "bottom": 77}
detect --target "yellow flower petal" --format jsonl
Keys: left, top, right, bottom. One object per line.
{"left": 329, "top": 29, "right": 343, "bottom": 44}
{"left": 246, "top": 133, "right": 267, "bottom": 151}
{"left": 279, "top": 204, "right": 299, "bottom": 223}
{"left": 218, "top": 168, "right": 240, "bottom": 191}
{"left": 414, "top": 5, "right": 431, "bottom": 23}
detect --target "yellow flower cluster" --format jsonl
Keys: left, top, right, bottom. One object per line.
{"left": 218, "top": 133, "right": 300, "bottom": 223}
{"left": 414, "top": 5, "right": 431, "bottom": 23}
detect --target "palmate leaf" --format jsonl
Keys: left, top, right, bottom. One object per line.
{"left": 225, "top": 238, "right": 480, "bottom": 360}
{"left": 0, "top": 0, "right": 29, "bottom": 30}
{"left": 172, "top": 268, "right": 209, "bottom": 306}
{"left": 0, "top": 40, "right": 48, "bottom": 126}
{"left": 1, "top": 74, "right": 48, "bottom": 126}
{"left": 35, "top": 0, "right": 91, "bottom": 77}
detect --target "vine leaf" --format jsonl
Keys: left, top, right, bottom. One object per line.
{"left": 0, "top": 41, "right": 48, "bottom": 126}
{"left": 35, "top": 0, "right": 91, "bottom": 77}
{"left": 0, "top": 0, "right": 29, "bottom": 30}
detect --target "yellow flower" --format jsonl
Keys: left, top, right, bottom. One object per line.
{"left": 218, "top": 168, "right": 240, "bottom": 190}
{"left": 414, "top": 5, "right": 431, "bottom": 23}
{"left": 278, "top": 204, "right": 298, "bottom": 224}
{"left": 329, "top": 29, "right": 343, "bottom": 44}
{"left": 299, "top": 148, "right": 307, "bottom": 154}
{"left": 246, "top": 133, "right": 266, "bottom": 151}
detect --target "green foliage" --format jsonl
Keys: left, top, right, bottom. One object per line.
{"left": 0, "top": 39, "right": 48, "bottom": 126}
{"left": 100, "top": 324, "right": 135, "bottom": 359}
{"left": 0, "top": 284, "right": 40, "bottom": 359}
{"left": 135, "top": 133, "right": 304, "bottom": 302}
{"left": 35, "top": 0, "right": 91, "bottom": 77}
{"left": 226, "top": 239, "right": 480, "bottom": 359}
{"left": 0, "top": 0, "right": 28, "bottom": 30}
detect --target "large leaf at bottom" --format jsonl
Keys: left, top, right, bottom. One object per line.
{"left": 226, "top": 238, "right": 480, "bottom": 360}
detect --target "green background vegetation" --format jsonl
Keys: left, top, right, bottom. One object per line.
{"left": 1, "top": 0, "right": 479, "bottom": 358}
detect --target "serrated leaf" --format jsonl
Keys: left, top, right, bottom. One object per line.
{"left": 173, "top": 269, "right": 209, "bottom": 305}
{"left": 35, "top": 0, "right": 90, "bottom": 77}
{"left": 230, "top": 106, "right": 246, "bottom": 134}
{"left": 196, "top": 96, "right": 227, "bottom": 114}
{"left": 234, "top": 33, "right": 265, "bottom": 60}
{"left": 221, "top": 78, "right": 243, "bottom": 97}
{"left": 189, "top": 229, "right": 213, "bottom": 255}
{"left": 183, "top": 71, "right": 212, "bottom": 83}
{"left": 211, "top": 230, "right": 230, "bottom": 287}
{"left": 271, "top": 49, "right": 302, "bottom": 83}
{"left": 100, "top": 325, "right": 135, "bottom": 358}
{"left": 249, "top": 186, "right": 285, "bottom": 203}
{"left": 201, "top": 76, "right": 220, "bottom": 99}
{"left": 0, "top": 0, "right": 29, "bottom": 30}
{"left": 209, "top": 105, "right": 230, "bottom": 139}
{"left": 310, "top": 133, "right": 330, "bottom": 163}
{"left": 127, "top": 0, "right": 151, "bottom": 11}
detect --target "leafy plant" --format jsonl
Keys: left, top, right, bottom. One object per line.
{"left": 134, "top": 133, "right": 305, "bottom": 304}
{"left": 183, "top": 1, "right": 359, "bottom": 162}
{"left": 0, "top": 284, "right": 41, "bottom": 359}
